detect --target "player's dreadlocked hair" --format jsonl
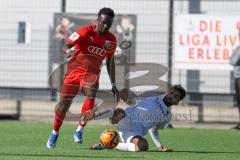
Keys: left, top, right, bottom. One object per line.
{"left": 98, "top": 7, "right": 115, "bottom": 18}
{"left": 171, "top": 85, "right": 186, "bottom": 101}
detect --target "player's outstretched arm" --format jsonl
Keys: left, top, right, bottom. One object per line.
{"left": 148, "top": 127, "right": 173, "bottom": 152}
{"left": 94, "top": 109, "right": 115, "bottom": 120}
{"left": 159, "top": 146, "right": 173, "bottom": 152}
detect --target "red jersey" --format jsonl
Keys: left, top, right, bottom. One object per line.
{"left": 66, "top": 24, "right": 116, "bottom": 75}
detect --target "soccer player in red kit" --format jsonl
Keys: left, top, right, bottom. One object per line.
{"left": 47, "top": 7, "right": 120, "bottom": 148}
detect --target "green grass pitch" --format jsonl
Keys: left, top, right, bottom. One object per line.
{"left": 0, "top": 121, "right": 239, "bottom": 160}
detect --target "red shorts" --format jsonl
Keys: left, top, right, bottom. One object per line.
{"left": 61, "top": 66, "right": 100, "bottom": 97}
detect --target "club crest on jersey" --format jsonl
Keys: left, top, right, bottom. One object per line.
{"left": 88, "top": 46, "right": 106, "bottom": 57}
{"left": 104, "top": 40, "right": 117, "bottom": 52}
{"left": 69, "top": 32, "right": 80, "bottom": 41}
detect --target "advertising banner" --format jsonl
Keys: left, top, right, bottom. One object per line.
{"left": 174, "top": 15, "right": 240, "bottom": 70}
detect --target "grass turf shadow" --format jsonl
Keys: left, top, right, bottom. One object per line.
{"left": 147, "top": 149, "right": 240, "bottom": 154}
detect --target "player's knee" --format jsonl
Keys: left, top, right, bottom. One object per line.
{"left": 110, "top": 108, "right": 126, "bottom": 124}
{"left": 82, "top": 84, "right": 99, "bottom": 97}
{"left": 131, "top": 136, "right": 149, "bottom": 152}
{"left": 59, "top": 97, "right": 74, "bottom": 107}
{"left": 60, "top": 95, "right": 75, "bottom": 101}
{"left": 55, "top": 96, "right": 74, "bottom": 113}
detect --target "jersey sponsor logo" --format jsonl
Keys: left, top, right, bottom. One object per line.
{"left": 69, "top": 32, "right": 80, "bottom": 41}
{"left": 88, "top": 46, "right": 106, "bottom": 57}
{"left": 104, "top": 40, "right": 116, "bottom": 52}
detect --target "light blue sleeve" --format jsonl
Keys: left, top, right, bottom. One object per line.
{"left": 148, "top": 127, "right": 162, "bottom": 148}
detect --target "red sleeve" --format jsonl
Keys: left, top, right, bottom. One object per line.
{"left": 106, "top": 36, "right": 117, "bottom": 58}
{"left": 66, "top": 26, "right": 89, "bottom": 45}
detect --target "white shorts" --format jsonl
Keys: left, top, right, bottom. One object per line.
{"left": 117, "top": 130, "right": 143, "bottom": 143}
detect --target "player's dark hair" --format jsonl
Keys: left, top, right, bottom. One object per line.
{"left": 98, "top": 7, "right": 115, "bottom": 18}
{"left": 138, "top": 137, "right": 149, "bottom": 151}
{"left": 171, "top": 85, "right": 186, "bottom": 101}
{"left": 131, "top": 136, "right": 149, "bottom": 151}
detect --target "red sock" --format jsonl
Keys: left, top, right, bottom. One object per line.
{"left": 53, "top": 112, "right": 66, "bottom": 132}
{"left": 81, "top": 97, "right": 95, "bottom": 113}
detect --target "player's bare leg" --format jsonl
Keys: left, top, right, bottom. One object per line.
{"left": 56, "top": 96, "right": 74, "bottom": 114}
{"left": 90, "top": 88, "right": 136, "bottom": 122}
{"left": 53, "top": 83, "right": 79, "bottom": 133}
{"left": 87, "top": 88, "right": 137, "bottom": 124}
{"left": 93, "top": 108, "right": 126, "bottom": 124}
{"left": 47, "top": 84, "right": 79, "bottom": 148}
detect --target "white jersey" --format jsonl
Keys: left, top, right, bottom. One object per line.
{"left": 115, "top": 96, "right": 172, "bottom": 147}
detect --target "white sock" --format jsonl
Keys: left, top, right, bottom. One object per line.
{"left": 94, "top": 109, "right": 114, "bottom": 120}
{"left": 52, "top": 130, "right": 58, "bottom": 135}
{"left": 76, "top": 125, "right": 84, "bottom": 132}
{"left": 116, "top": 143, "right": 136, "bottom": 152}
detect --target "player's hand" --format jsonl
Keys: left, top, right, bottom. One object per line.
{"left": 112, "top": 86, "right": 120, "bottom": 102}
{"left": 119, "top": 88, "right": 137, "bottom": 105}
{"left": 158, "top": 146, "right": 173, "bottom": 152}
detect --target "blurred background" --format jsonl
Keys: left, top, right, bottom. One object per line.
{"left": 0, "top": 0, "right": 239, "bottom": 128}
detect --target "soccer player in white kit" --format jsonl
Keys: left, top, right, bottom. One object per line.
{"left": 91, "top": 85, "right": 186, "bottom": 152}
